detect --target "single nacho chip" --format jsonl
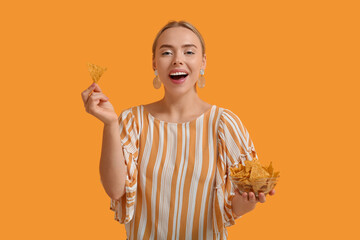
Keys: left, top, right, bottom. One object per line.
{"left": 88, "top": 63, "right": 107, "bottom": 83}
{"left": 244, "top": 160, "right": 253, "bottom": 173}
{"left": 267, "top": 162, "right": 274, "bottom": 176}
{"left": 273, "top": 171, "right": 280, "bottom": 178}
{"left": 250, "top": 164, "right": 270, "bottom": 180}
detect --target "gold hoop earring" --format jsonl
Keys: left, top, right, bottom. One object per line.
{"left": 153, "top": 70, "right": 161, "bottom": 89}
{"left": 198, "top": 69, "right": 205, "bottom": 88}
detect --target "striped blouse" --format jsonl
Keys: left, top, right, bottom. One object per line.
{"left": 109, "top": 104, "right": 258, "bottom": 240}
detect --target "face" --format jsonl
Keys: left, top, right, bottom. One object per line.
{"left": 153, "top": 27, "right": 206, "bottom": 95}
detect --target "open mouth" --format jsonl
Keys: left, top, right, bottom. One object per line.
{"left": 169, "top": 73, "right": 189, "bottom": 80}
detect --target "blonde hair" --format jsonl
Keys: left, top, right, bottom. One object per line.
{"left": 152, "top": 20, "right": 206, "bottom": 59}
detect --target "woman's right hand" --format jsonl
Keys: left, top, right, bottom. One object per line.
{"left": 81, "top": 83, "right": 118, "bottom": 125}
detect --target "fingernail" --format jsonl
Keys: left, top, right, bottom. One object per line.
{"left": 90, "top": 83, "right": 95, "bottom": 87}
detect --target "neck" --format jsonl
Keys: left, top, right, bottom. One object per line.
{"left": 160, "top": 89, "right": 203, "bottom": 117}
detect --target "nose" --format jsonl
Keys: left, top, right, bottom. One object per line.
{"left": 172, "top": 53, "right": 184, "bottom": 66}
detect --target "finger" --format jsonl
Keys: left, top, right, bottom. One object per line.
{"left": 92, "top": 82, "right": 103, "bottom": 93}
{"left": 242, "top": 192, "right": 248, "bottom": 200}
{"left": 85, "top": 92, "right": 109, "bottom": 109}
{"left": 258, "top": 192, "right": 266, "bottom": 203}
{"left": 269, "top": 189, "right": 276, "bottom": 196}
{"left": 86, "top": 92, "right": 109, "bottom": 104}
{"left": 86, "top": 82, "right": 102, "bottom": 98}
{"left": 81, "top": 83, "right": 96, "bottom": 103}
{"left": 249, "top": 192, "right": 256, "bottom": 202}
{"left": 88, "top": 83, "right": 102, "bottom": 97}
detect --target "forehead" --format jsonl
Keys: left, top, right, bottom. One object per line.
{"left": 157, "top": 27, "right": 201, "bottom": 48}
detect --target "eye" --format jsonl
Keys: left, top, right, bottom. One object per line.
{"left": 161, "top": 51, "right": 172, "bottom": 55}
{"left": 186, "top": 51, "right": 194, "bottom": 54}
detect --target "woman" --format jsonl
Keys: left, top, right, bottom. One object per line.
{"left": 81, "top": 20, "right": 275, "bottom": 239}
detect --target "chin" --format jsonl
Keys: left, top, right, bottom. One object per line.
{"left": 164, "top": 84, "right": 197, "bottom": 95}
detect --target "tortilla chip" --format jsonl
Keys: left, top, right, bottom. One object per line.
{"left": 88, "top": 63, "right": 107, "bottom": 83}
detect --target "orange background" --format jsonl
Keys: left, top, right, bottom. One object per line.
{"left": 1, "top": 0, "right": 359, "bottom": 239}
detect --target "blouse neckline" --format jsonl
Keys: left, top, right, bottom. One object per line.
{"left": 142, "top": 105, "right": 215, "bottom": 125}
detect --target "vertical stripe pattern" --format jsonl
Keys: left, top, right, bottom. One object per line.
{"left": 109, "top": 105, "right": 258, "bottom": 239}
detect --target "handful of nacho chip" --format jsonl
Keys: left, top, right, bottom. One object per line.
{"left": 229, "top": 158, "right": 280, "bottom": 197}
{"left": 88, "top": 63, "right": 107, "bottom": 83}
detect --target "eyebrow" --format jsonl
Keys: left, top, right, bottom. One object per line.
{"left": 159, "top": 44, "right": 198, "bottom": 49}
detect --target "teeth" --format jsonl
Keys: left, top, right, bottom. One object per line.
{"left": 170, "top": 72, "right": 188, "bottom": 76}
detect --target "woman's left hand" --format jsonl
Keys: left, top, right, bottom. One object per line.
{"left": 232, "top": 189, "right": 276, "bottom": 217}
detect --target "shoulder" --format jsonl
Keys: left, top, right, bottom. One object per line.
{"left": 119, "top": 105, "right": 143, "bottom": 125}
{"left": 120, "top": 105, "right": 143, "bottom": 116}
{"left": 218, "top": 107, "right": 243, "bottom": 125}
{"left": 218, "top": 107, "right": 247, "bottom": 134}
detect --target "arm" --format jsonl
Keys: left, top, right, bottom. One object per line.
{"left": 99, "top": 121, "right": 127, "bottom": 201}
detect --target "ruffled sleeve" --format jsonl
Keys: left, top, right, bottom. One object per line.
{"left": 213, "top": 108, "right": 258, "bottom": 235}
{"left": 109, "top": 107, "right": 140, "bottom": 224}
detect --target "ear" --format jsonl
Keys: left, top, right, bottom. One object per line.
{"left": 201, "top": 54, "right": 207, "bottom": 70}
{"left": 152, "top": 58, "right": 156, "bottom": 71}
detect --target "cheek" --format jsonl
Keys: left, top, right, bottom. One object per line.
{"left": 188, "top": 57, "right": 202, "bottom": 68}
{"left": 155, "top": 60, "right": 167, "bottom": 72}
{"left": 156, "top": 58, "right": 172, "bottom": 70}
